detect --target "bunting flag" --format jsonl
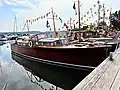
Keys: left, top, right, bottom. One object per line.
{"left": 74, "top": 24, "right": 75, "bottom": 29}
{"left": 41, "top": 16, "right": 43, "bottom": 19}
{"left": 64, "top": 23, "right": 68, "bottom": 28}
{"left": 62, "top": 26, "right": 64, "bottom": 29}
{"left": 90, "top": 8, "right": 92, "bottom": 11}
{"left": 100, "top": 5, "right": 102, "bottom": 9}
{"left": 46, "top": 20, "right": 50, "bottom": 28}
{"left": 73, "top": 2, "right": 77, "bottom": 15}
{"left": 75, "top": 11, "right": 77, "bottom": 15}
{"left": 59, "top": 17, "right": 62, "bottom": 23}
{"left": 94, "top": 4, "right": 96, "bottom": 7}
{"left": 43, "top": 15, "right": 45, "bottom": 18}
{"left": 48, "top": 12, "right": 50, "bottom": 14}
{"left": 87, "top": 11, "right": 89, "bottom": 14}
{"left": 81, "top": 17, "right": 83, "bottom": 20}
{"left": 89, "top": 17, "right": 91, "bottom": 19}
{"left": 73, "top": 3, "right": 76, "bottom": 10}
{"left": 107, "top": 9, "right": 109, "bottom": 12}
{"left": 50, "top": 27, "right": 51, "bottom": 31}
{"left": 46, "top": 13, "right": 48, "bottom": 17}
{"left": 84, "top": 15, "right": 86, "bottom": 17}
{"left": 73, "top": 20, "right": 75, "bottom": 22}
{"left": 56, "top": 15, "right": 58, "bottom": 18}
{"left": 37, "top": 18, "right": 39, "bottom": 21}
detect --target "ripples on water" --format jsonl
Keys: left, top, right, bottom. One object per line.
{"left": 0, "top": 43, "right": 63, "bottom": 90}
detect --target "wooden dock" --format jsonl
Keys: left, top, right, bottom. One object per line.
{"left": 73, "top": 48, "right": 120, "bottom": 90}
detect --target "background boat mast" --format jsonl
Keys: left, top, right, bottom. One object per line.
{"left": 26, "top": 21, "right": 30, "bottom": 39}
{"left": 13, "top": 16, "right": 18, "bottom": 35}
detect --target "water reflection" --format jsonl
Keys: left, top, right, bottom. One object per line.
{"left": 0, "top": 44, "right": 62, "bottom": 90}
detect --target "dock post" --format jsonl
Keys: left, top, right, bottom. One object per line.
{"left": 109, "top": 52, "right": 113, "bottom": 61}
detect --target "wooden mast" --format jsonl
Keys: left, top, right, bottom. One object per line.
{"left": 78, "top": 0, "right": 81, "bottom": 32}
{"left": 103, "top": 4, "right": 105, "bottom": 30}
{"left": 97, "top": 0, "right": 100, "bottom": 29}
{"left": 51, "top": 7, "right": 57, "bottom": 38}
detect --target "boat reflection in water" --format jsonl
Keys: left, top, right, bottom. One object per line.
{"left": 12, "top": 50, "right": 93, "bottom": 90}
{"left": 0, "top": 43, "right": 66, "bottom": 90}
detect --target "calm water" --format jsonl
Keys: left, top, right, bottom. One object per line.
{"left": 0, "top": 43, "right": 62, "bottom": 90}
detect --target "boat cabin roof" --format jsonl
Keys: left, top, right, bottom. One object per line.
{"left": 38, "top": 38, "right": 67, "bottom": 43}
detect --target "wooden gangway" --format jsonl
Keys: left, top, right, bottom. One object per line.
{"left": 73, "top": 48, "right": 120, "bottom": 90}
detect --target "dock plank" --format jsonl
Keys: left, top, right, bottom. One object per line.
{"left": 73, "top": 49, "right": 120, "bottom": 90}
{"left": 110, "top": 68, "right": 120, "bottom": 90}
{"left": 91, "top": 55, "right": 120, "bottom": 90}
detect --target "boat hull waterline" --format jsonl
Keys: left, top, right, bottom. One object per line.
{"left": 11, "top": 44, "right": 111, "bottom": 67}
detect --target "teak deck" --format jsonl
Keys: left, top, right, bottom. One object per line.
{"left": 73, "top": 48, "right": 120, "bottom": 90}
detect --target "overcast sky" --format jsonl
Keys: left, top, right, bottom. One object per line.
{"left": 0, "top": 0, "right": 119, "bottom": 32}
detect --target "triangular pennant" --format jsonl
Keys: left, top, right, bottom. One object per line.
{"left": 44, "top": 15, "right": 45, "bottom": 18}
{"left": 75, "top": 11, "right": 77, "bottom": 15}
{"left": 48, "top": 12, "right": 51, "bottom": 14}
{"left": 81, "top": 17, "right": 83, "bottom": 20}
{"left": 56, "top": 15, "right": 58, "bottom": 18}
{"left": 87, "top": 11, "right": 89, "bottom": 14}
{"left": 41, "top": 16, "right": 43, "bottom": 19}
{"left": 74, "top": 24, "right": 75, "bottom": 28}
{"left": 59, "top": 17, "right": 62, "bottom": 23}
{"left": 50, "top": 27, "right": 51, "bottom": 31}
{"left": 90, "top": 8, "right": 92, "bottom": 11}
{"left": 37, "top": 18, "right": 39, "bottom": 21}
{"left": 107, "top": 9, "right": 109, "bottom": 12}
{"left": 26, "top": 20, "right": 28, "bottom": 23}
